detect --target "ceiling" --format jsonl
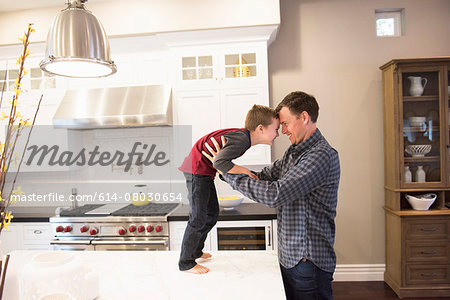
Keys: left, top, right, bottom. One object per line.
{"left": 0, "top": 0, "right": 109, "bottom": 13}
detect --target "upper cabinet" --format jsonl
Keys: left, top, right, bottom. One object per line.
{"left": 380, "top": 58, "right": 450, "bottom": 192}
{"left": 172, "top": 43, "right": 268, "bottom": 90}
{"left": 0, "top": 56, "right": 66, "bottom": 109}
{"left": 65, "top": 51, "right": 169, "bottom": 90}
{"left": 171, "top": 41, "right": 272, "bottom": 165}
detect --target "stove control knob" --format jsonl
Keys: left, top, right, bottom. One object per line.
{"left": 137, "top": 226, "right": 145, "bottom": 233}
{"left": 90, "top": 228, "right": 98, "bottom": 235}
{"left": 146, "top": 225, "right": 154, "bottom": 232}
{"left": 129, "top": 225, "right": 136, "bottom": 233}
{"left": 56, "top": 226, "right": 64, "bottom": 233}
{"left": 155, "top": 225, "right": 162, "bottom": 233}
{"left": 64, "top": 226, "right": 73, "bottom": 233}
{"left": 80, "top": 225, "right": 89, "bottom": 233}
{"left": 118, "top": 227, "right": 127, "bottom": 235}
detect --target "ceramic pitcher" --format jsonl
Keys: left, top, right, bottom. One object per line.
{"left": 408, "top": 76, "right": 427, "bottom": 96}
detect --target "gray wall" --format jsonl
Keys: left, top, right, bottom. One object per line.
{"left": 268, "top": 0, "right": 450, "bottom": 264}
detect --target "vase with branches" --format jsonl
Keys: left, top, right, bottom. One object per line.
{"left": 0, "top": 23, "right": 43, "bottom": 300}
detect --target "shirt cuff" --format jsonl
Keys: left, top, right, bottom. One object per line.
{"left": 222, "top": 173, "right": 246, "bottom": 188}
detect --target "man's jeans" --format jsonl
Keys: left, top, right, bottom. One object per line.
{"left": 280, "top": 259, "right": 333, "bottom": 300}
{"left": 178, "top": 173, "right": 219, "bottom": 271}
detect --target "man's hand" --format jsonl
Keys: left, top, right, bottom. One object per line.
{"left": 202, "top": 136, "right": 226, "bottom": 164}
{"left": 202, "top": 136, "right": 259, "bottom": 180}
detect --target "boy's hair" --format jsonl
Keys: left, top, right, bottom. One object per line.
{"left": 275, "top": 91, "right": 319, "bottom": 123}
{"left": 245, "top": 104, "right": 277, "bottom": 131}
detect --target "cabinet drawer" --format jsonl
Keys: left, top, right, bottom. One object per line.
{"left": 406, "top": 242, "right": 450, "bottom": 263}
{"left": 405, "top": 219, "right": 449, "bottom": 240}
{"left": 23, "top": 224, "right": 51, "bottom": 241}
{"left": 406, "top": 265, "right": 450, "bottom": 286}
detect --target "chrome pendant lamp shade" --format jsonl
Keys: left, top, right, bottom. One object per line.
{"left": 40, "top": 0, "right": 116, "bottom": 78}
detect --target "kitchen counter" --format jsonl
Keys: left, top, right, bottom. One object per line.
{"left": 168, "top": 203, "right": 277, "bottom": 221}
{"left": 8, "top": 203, "right": 277, "bottom": 222}
{"left": 4, "top": 250, "right": 285, "bottom": 300}
{"left": 8, "top": 206, "right": 62, "bottom": 222}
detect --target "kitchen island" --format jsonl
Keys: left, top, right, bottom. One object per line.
{"left": 4, "top": 250, "right": 285, "bottom": 299}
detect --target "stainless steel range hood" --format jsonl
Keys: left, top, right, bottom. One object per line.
{"left": 53, "top": 85, "right": 172, "bottom": 129}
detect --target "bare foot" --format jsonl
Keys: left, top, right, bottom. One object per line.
{"left": 200, "top": 252, "right": 212, "bottom": 259}
{"left": 183, "top": 264, "right": 209, "bottom": 274}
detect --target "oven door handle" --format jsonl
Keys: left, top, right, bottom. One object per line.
{"left": 50, "top": 239, "right": 92, "bottom": 245}
{"left": 91, "top": 240, "right": 168, "bottom": 246}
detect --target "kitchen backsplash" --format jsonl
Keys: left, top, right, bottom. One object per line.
{"left": 8, "top": 126, "right": 265, "bottom": 207}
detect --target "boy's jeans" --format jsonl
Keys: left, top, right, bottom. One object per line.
{"left": 178, "top": 173, "right": 219, "bottom": 271}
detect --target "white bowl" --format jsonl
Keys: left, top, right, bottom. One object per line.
{"left": 408, "top": 116, "right": 426, "bottom": 124}
{"left": 218, "top": 196, "right": 244, "bottom": 210}
{"left": 405, "top": 193, "right": 436, "bottom": 210}
{"left": 405, "top": 144, "right": 431, "bottom": 157}
{"left": 407, "top": 116, "right": 427, "bottom": 131}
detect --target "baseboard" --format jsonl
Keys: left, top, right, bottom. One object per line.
{"left": 334, "top": 264, "right": 385, "bottom": 281}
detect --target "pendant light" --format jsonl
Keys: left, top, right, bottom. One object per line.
{"left": 40, "top": 0, "right": 117, "bottom": 78}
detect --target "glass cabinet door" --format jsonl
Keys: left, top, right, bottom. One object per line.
{"left": 400, "top": 67, "right": 444, "bottom": 187}
{"left": 181, "top": 55, "right": 214, "bottom": 81}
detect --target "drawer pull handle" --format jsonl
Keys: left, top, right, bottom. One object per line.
{"left": 420, "top": 228, "right": 437, "bottom": 232}
{"left": 420, "top": 273, "right": 437, "bottom": 278}
{"left": 34, "top": 230, "right": 43, "bottom": 234}
{"left": 420, "top": 250, "right": 437, "bottom": 255}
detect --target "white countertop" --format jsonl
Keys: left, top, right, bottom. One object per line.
{"left": 5, "top": 250, "right": 285, "bottom": 300}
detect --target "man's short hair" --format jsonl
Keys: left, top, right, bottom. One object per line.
{"left": 275, "top": 91, "right": 319, "bottom": 123}
{"left": 245, "top": 104, "right": 277, "bottom": 131}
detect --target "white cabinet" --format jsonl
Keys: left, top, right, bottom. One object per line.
{"left": 174, "top": 89, "right": 221, "bottom": 144}
{"left": 0, "top": 224, "right": 22, "bottom": 254}
{"left": 0, "top": 56, "right": 69, "bottom": 172}
{"left": 66, "top": 51, "right": 169, "bottom": 90}
{"left": 0, "top": 223, "right": 52, "bottom": 253}
{"left": 22, "top": 223, "right": 52, "bottom": 250}
{"left": 172, "top": 43, "right": 267, "bottom": 90}
{"left": 168, "top": 221, "right": 211, "bottom": 251}
{"left": 272, "top": 219, "right": 278, "bottom": 251}
{"left": 172, "top": 42, "right": 271, "bottom": 165}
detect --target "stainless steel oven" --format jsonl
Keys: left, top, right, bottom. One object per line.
{"left": 50, "top": 203, "right": 178, "bottom": 251}
{"left": 50, "top": 237, "right": 94, "bottom": 251}
{"left": 91, "top": 237, "right": 169, "bottom": 251}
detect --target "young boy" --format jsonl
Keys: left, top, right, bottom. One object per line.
{"left": 178, "top": 104, "right": 280, "bottom": 274}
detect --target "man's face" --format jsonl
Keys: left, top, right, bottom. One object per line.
{"left": 279, "top": 106, "right": 306, "bottom": 145}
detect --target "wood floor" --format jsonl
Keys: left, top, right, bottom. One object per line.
{"left": 332, "top": 281, "right": 449, "bottom": 300}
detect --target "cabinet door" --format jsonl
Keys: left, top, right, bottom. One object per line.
{"left": 174, "top": 49, "right": 217, "bottom": 90}
{"left": 168, "top": 221, "right": 211, "bottom": 251}
{"left": 220, "top": 87, "right": 271, "bottom": 165}
{"left": 272, "top": 219, "right": 278, "bottom": 251}
{"left": 174, "top": 90, "right": 221, "bottom": 145}
{"left": 0, "top": 224, "right": 23, "bottom": 254}
{"left": 22, "top": 223, "right": 52, "bottom": 250}
{"left": 446, "top": 64, "right": 450, "bottom": 184}
{"left": 399, "top": 66, "right": 445, "bottom": 188}
{"left": 219, "top": 45, "right": 267, "bottom": 89}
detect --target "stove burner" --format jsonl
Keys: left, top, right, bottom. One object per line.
{"left": 59, "top": 204, "right": 104, "bottom": 217}
{"left": 111, "top": 203, "right": 179, "bottom": 216}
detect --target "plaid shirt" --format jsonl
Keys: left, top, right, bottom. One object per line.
{"left": 223, "top": 129, "right": 340, "bottom": 272}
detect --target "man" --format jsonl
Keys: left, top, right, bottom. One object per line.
{"left": 204, "top": 91, "right": 340, "bottom": 299}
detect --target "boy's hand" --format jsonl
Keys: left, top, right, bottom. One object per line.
{"left": 243, "top": 168, "right": 259, "bottom": 180}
